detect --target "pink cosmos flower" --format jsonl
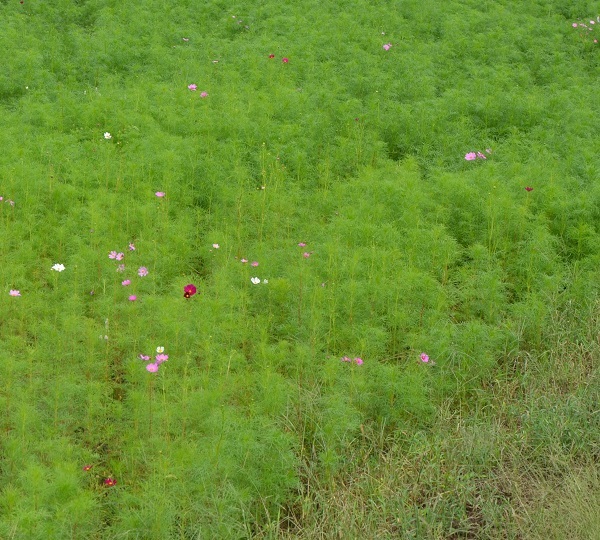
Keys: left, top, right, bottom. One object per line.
{"left": 9, "top": 290, "right": 21, "bottom": 297}
{"left": 117, "top": 264, "right": 125, "bottom": 273}
{"left": 240, "top": 258, "right": 248, "bottom": 263}
{"left": 420, "top": 353, "right": 430, "bottom": 363}
{"left": 200, "top": 92, "right": 208, "bottom": 98}
{"left": 298, "top": 242, "right": 306, "bottom": 247}
{"left": 212, "top": 243, "right": 219, "bottom": 249}
{"left": 341, "top": 356, "right": 351, "bottom": 362}
{"left": 121, "top": 280, "right": 131, "bottom": 286}
{"left": 354, "top": 357, "right": 364, "bottom": 365}
{"left": 128, "top": 243, "right": 135, "bottom": 251}
{"left": 115, "top": 252, "right": 124, "bottom": 261}
{"left": 302, "top": 252, "right": 311, "bottom": 258}
{"left": 184, "top": 283, "right": 197, "bottom": 298}
{"left": 108, "top": 251, "right": 118, "bottom": 259}
{"left": 572, "top": 22, "right": 578, "bottom": 27}
{"left": 477, "top": 152, "right": 487, "bottom": 160}
{"left": 155, "top": 353, "right": 169, "bottom": 364}
{"left": 138, "top": 267, "right": 148, "bottom": 277}
{"left": 188, "top": 84, "right": 197, "bottom": 91}
{"left": 146, "top": 363, "right": 159, "bottom": 373}
{"left": 82, "top": 464, "right": 93, "bottom": 471}
{"left": 155, "top": 192, "right": 165, "bottom": 197}
{"left": 383, "top": 43, "right": 392, "bottom": 50}
{"left": 465, "top": 152, "right": 477, "bottom": 161}
{"left": 282, "top": 57, "right": 289, "bottom": 63}
{"left": 128, "top": 295, "right": 137, "bottom": 301}
{"left": 251, "top": 261, "right": 259, "bottom": 267}
{"left": 139, "top": 354, "right": 150, "bottom": 361}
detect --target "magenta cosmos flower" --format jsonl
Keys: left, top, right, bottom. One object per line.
{"left": 128, "top": 295, "right": 137, "bottom": 301}
{"left": 525, "top": 186, "right": 534, "bottom": 192}
{"left": 155, "top": 353, "right": 169, "bottom": 364}
{"left": 155, "top": 191, "right": 165, "bottom": 197}
{"left": 104, "top": 477, "right": 117, "bottom": 486}
{"left": 146, "top": 363, "right": 159, "bottom": 373}
{"left": 420, "top": 353, "right": 430, "bottom": 363}
{"left": 121, "top": 280, "right": 131, "bottom": 286}
{"left": 354, "top": 357, "right": 364, "bottom": 365}
{"left": 188, "top": 84, "right": 197, "bottom": 91}
{"left": 184, "top": 283, "right": 197, "bottom": 298}
{"left": 282, "top": 57, "right": 289, "bottom": 63}
{"left": 383, "top": 43, "right": 392, "bottom": 50}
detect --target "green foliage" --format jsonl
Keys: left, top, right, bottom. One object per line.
{"left": 0, "top": 0, "right": 598, "bottom": 537}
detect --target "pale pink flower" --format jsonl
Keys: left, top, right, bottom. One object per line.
{"left": 383, "top": 43, "right": 392, "bottom": 51}
{"left": 139, "top": 354, "right": 150, "bottom": 361}
{"left": 128, "top": 295, "right": 137, "bottom": 301}
{"left": 212, "top": 243, "right": 219, "bottom": 249}
{"left": 115, "top": 252, "right": 124, "bottom": 261}
{"left": 9, "top": 290, "right": 21, "bottom": 297}
{"left": 477, "top": 152, "right": 487, "bottom": 160}
{"left": 341, "top": 356, "right": 351, "bottom": 362}
{"left": 302, "top": 252, "right": 311, "bottom": 258}
{"left": 155, "top": 191, "right": 165, "bottom": 197}
{"left": 128, "top": 243, "right": 135, "bottom": 251}
{"left": 121, "top": 280, "right": 131, "bottom": 286}
{"left": 298, "top": 242, "right": 306, "bottom": 247}
{"left": 108, "top": 251, "right": 118, "bottom": 259}
{"left": 117, "top": 264, "right": 125, "bottom": 273}
{"left": 156, "top": 353, "right": 169, "bottom": 364}
{"left": 200, "top": 92, "right": 208, "bottom": 98}
{"left": 572, "top": 22, "right": 578, "bottom": 27}
{"left": 251, "top": 261, "right": 259, "bottom": 267}
{"left": 138, "top": 267, "right": 148, "bottom": 277}
{"left": 240, "top": 258, "right": 248, "bottom": 263}
{"left": 465, "top": 152, "right": 477, "bottom": 161}
{"left": 146, "top": 363, "right": 159, "bottom": 372}
{"left": 188, "top": 84, "right": 197, "bottom": 91}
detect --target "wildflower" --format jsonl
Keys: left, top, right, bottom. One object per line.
{"left": 128, "top": 243, "right": 135, "bottom": 251}
{"left": 104, "top": 477, "right": 117, "bottom": 486}
{"left": 420, "top": 353, "right": 429, "bottom": 363}
{"left": 485, "top": 148, "right": 492, "bottom": 154}
{"left": 251, "top": 261, "right": 259, "bottom": 267}
{"left": 121, "top": 279, "right": 131, "bottom": 286}
{"left": 138, "top": 267, "right": 148, "bottom": 277}
{"left": 155, "top": 192, "right": 165, "bottom": 197}
{"left": 108, "top": 251, "right": 118, "bottom": 259}
{"left": 139, "top": 354, "right": 150, "bottom": 361}
{"left": 476, "top": 152, "right": 487, "bottom": 160}
{"left": 282, "top": 57, "right": 289, "bottom": 63}
{"left": 82, "top": 465, "right": 93, "bottom": 471}
{"left": 104, "top": 132, "right": 112, "bottom": 139}
{"left": 184, "top": 283, "right": 197, "bottom": 298}
{"left": 240, "top": 258, "right": 248, "bottom": 263}
{"left": 156, "top": 353, "right": 169, "bottom": 364}
{"left": 383, "top": 43, "right": 392, "bottom": 50}
{"left": 525, "top": 186, "right": 534, "bottom": 192}
{"left": 115, "top": 252, "right": 124, "bottom": 261}
{"left": 8, "top": 200, "right": 14, "bottom": 206}
{"left": 298, "top": 242, "right": 306, "bottom": 247}
{"left": 465, "top": 152, "right": 477, "bottom": 161}
{"left": 117, "top": 264, "right": 125, "bottom": 273}
{"left": 268, "top": 54, "right": 275, "bottom": 58}
{"left": 212, "top": 243, "right": 219, "bottom": 249}
{"left": 146, "top": 363, "right": 159, "bottom": 373}
{"left": 128, "top": 295, "right": 137, "bottom": 301}
{"left": 251, "top": 277, "right": 260, "bottom": 284}
{"left": 182, "top": 37, "right": 189, "bottom": 41}
{"left": 9, "top": 290, "right": 21, "bottom": 297}
{"left": 341, "top": 356, "right": 351, "bottom": 362}
{"left": 354, "top": 357, "right": 364, "bottom": 365}
{"left": 51, "top": 263, "right": 65, "bottom": 272}
{"left": 200, "top": 91, "right": 208, "bottom": 98}
{"left": 156, "top": 346, "right": 164, "bottom": 353}
{"left": 263, "top": 279, "right": 268, "bottom": 284}
{"left": 302, "top": 252, "right": 311, "bottom": 258}
{"left": 188, "top": 84, "right": 197, "bottom": 91}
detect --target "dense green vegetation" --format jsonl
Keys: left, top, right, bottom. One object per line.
{"left": 1, "top": 0, "right": 598, "bottom": 538}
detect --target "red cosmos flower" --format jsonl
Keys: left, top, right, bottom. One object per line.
{"left": 282, "top": 57, "right": 289, "bottom": 63}
{"left": 184, "top": 284, "right": 197, "bottom": 298}
{"left": 82, "top": 464, "right": 93, "bottom": 471}
{"left": 525, "top": 186, "right": 534, "bottom": 192}
{"left": 104, "top": 477, "right": 117, "bottom": 487}
{"left": 268, "top": 54, "right": 275, "bottom": 58}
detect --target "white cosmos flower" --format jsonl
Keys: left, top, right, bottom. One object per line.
{"left": 251, "top": 277, "right": 260, "bottom": 285}
{"left": 156, "top": 346, "right": 164, "bottom": 353}
{"left": 263, "top": 279, "right": 268, "bottom": 284}
{"left": 104, "top": 132, "right": 112, "bottom": 139}
{"left": 52, "top": 263, "right": 65, "bottom": 272}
